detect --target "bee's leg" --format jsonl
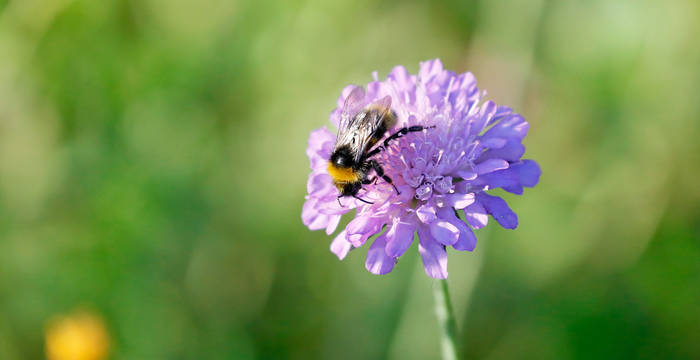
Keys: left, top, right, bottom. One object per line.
{"left": 382, "top": 125, "right": 436, "bottom": 148}
{"left": 352, "top": 195, "right": 374, "bottom": 204}
{"left": 339, "top": 193, "right": 373, "bottom": 206}
{"left": 369, "top": 160, "right": 400, "bottom": 195}
{"left": 366, "top": 126, "right": 435, "bottom": 159}
{"left": 364, "top": 146, "right": 385, "bottom": 159}
{"left": 362, "top": 176, "right": 379, "bottom": 185}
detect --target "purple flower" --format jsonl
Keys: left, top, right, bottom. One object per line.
{"left": 302, "top": 59, "right": 540, "bottom": 279}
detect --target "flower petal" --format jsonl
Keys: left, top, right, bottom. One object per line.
{"left": 476, "top": 140, "right": 525, "bottom": 163}
{"left": 307, "top": 173, "right": 333, "bottom": 195}
{"left": 473, "top": 169, "right": 519, "bottom": 190}
{"left": 482, "top": 114, "right": 529, "bottom": 141}
{"left": 416, "top": 204, "right": 437, "bottom": 223}
{"left": 385, "top": 219, "right": 416, "bottom": 258}
{"left": 511, "top": 160, "right": 541, "bottom": 187}
{"left": 419, "top": 59, "right": 444, "bottom": 82}
{"left": 429, "top": 220, "right": 459, "bottom": 246}
{"left": 475, "top": 159, "right": 509, "bottom": 175}
{"left": 325, "top": 214, "right": 341, "bottom": 235}
{"left": 464, "top": 202, "right": 488, "bottom": 229}
{"left": 476, "top": 193, "right": 518, "bottom": 229}
{"left": 302, "top": 198, "right": 331, "bottom": 230}
{"left": 387, "top": 65, "right": 414, "bottom": 89}
{"left": 453, "top": 224, "right": 477, "bottom": 251}
{"left": 365, "top": 233, "right": 395, "bottom": 275}
{"left": 480, "top": 136, "right": 507, "bottom": 149}
{"left": 306, "top": 126, "right": 333, "bottom": 155}
{"left": 436, "top": 207, "right": 477, "bottom": 251}
{"left": 330, "top": 230, "right": 352, "bottom": 260}
{"left": 449, "top": 192, "right": 475, "bottom": 209}
{"left": 346, "top": 216, "right": 384, "bottom": 247}
{"left": 418, "top": 228, "right": 448, "bottom": 279}
{"left": 469, "top": 100, "right": 497, "bottom": 135}
{"left": 456, "top": 170, "right": 478, "bottom": 181}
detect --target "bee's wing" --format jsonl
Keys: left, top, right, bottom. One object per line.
{"left": 338, "top": 86, "right": 367, "bottom": 137}
{"left": 370, "top": 95, "right": 392, "bottom": 117}
{"left": 350, "top": 95, "right": 393, "bottom": 162}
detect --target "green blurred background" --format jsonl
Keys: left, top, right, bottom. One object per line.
{"left": 1, "top": 0, "right": 698, "bottom": 358}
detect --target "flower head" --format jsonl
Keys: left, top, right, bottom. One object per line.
{"left": 302, "top": 59, "right": 540, "bottom": 278}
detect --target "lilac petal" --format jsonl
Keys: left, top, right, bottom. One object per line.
{"left": 470, "top": 101, "right": 497, "bottom": 135}
{"left": 476, "top": 140, "right": 525, "bottom": 163}
{"left": 503, "top": 184, "right": 524, "bottom": 195}
{"left": 365, "top": 233, "right": 395, "bottom": 275}
{"left": 419, "top": 59, "right": 444, "bottom": 82}
{"left": 432, "top": 195, "right": 450, "bottom": 208}
{"left": 473, "top": 169, "right": 519, "bottom": 190}
{"left": 415, "top": 184, "right": 433, "bottom": 201}
{"left": 388, "top": 66, "right": 413, "bottom": 89}
{"left": 316, "top": 196, "right": 352, "bottom": 215}
{"left": 477, "top": 193, "right": 518, "bottom": 229}
{"left": 325, "top": 214, "right": 341, "bottom": 235}
{"left": 436, "top": 207, "right": 476, "bottom": 251}
{"left": 494, "top": 105, "right": 513, "bottom": 120}
{"left": 307, "top": 173, "right": 332, "bottom": 195}
{"left": 449, "top": 72, "right": 478, "bottom": 109}
{"left": 365, "top": 80, "right": 383, "bottom": 99}
{"left": 429, "top": 220, "right": 459, "bottom": 246}
{"left": 329, "top": 109, "right": 342, "bottom": 128}
{"left": 418, "top": 228, "right": 448, "bottom": 279}
{"left": 475, "top": 159, "right": 509, "bottom": 175}
{"left": 434, "top": 176, "right": 453, "bottom": 193}
{"left": 464, "top": 202, "right": 488, "bottom": 229}
{"left": 385, "top": 219, "right": 416, "bottom": 258}
{"left": 453, "top": 224, "right": 477, "bottom": 251}
{"left": 416, "top": 204, "right": 437, "bottom": 223}
{"left": 480, "top": 137, "right": 507, "bottom": 149}
{"left": 302, "top": 198, "right": 331, "bottom": 230}
{"left": 330, "top": 230, "right": 352, "bottom": 260}
{"left": 456, "top": 170, "right": 478, "bottom": 181}
{"left": 449, "top": 193, "right": 475, "bottom": 209}
{"left": 511, "top": 160, "right": 541, "bottom": 187}
{"left": 306, "top": 127, "right": 335, "bottom": 170}
{"left": 306, "top": 126, "right": 333, "bottom": 157}
{"left": 482, "top": 114, "right": 529, "bottom": 141}
{"left": 346, "top": 216, "right": 384, "bottom": 247}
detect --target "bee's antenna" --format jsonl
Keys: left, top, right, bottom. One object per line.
{"left": 337, "top": 196, "right": 345, "bottom": 208}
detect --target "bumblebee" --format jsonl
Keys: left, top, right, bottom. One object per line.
{"left": 328, "top": 86, "right": 432, "bottom": 205}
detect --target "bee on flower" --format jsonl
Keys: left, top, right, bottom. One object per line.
{"left": 302, "top": 59, "right": 540, "bottom": 278}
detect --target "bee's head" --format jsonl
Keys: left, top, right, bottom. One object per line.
{"left": 330, "top": 146, "right": 354, "bottom": 168}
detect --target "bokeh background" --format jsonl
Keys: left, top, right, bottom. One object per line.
{"left": 0, "top": 0, "right": 698, "bottom": 359}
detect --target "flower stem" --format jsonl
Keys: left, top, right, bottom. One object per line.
{"left": 433, "top": 279, "right": 459, "bottom": 360}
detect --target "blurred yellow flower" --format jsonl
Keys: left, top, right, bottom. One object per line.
{"left": 45, "top": 311, "right": 109, "bottom": 360}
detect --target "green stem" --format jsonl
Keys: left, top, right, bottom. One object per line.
{"left": 433, "top": 279, "right": 459, "bottom": 360}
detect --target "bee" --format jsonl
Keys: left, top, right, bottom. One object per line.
{"left": 328, "top": 86, "right": 432, "bottom": 205}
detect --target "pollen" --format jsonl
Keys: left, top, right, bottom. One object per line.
{"left": 328, "top": 162, "right": 360, "bottom": 183}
